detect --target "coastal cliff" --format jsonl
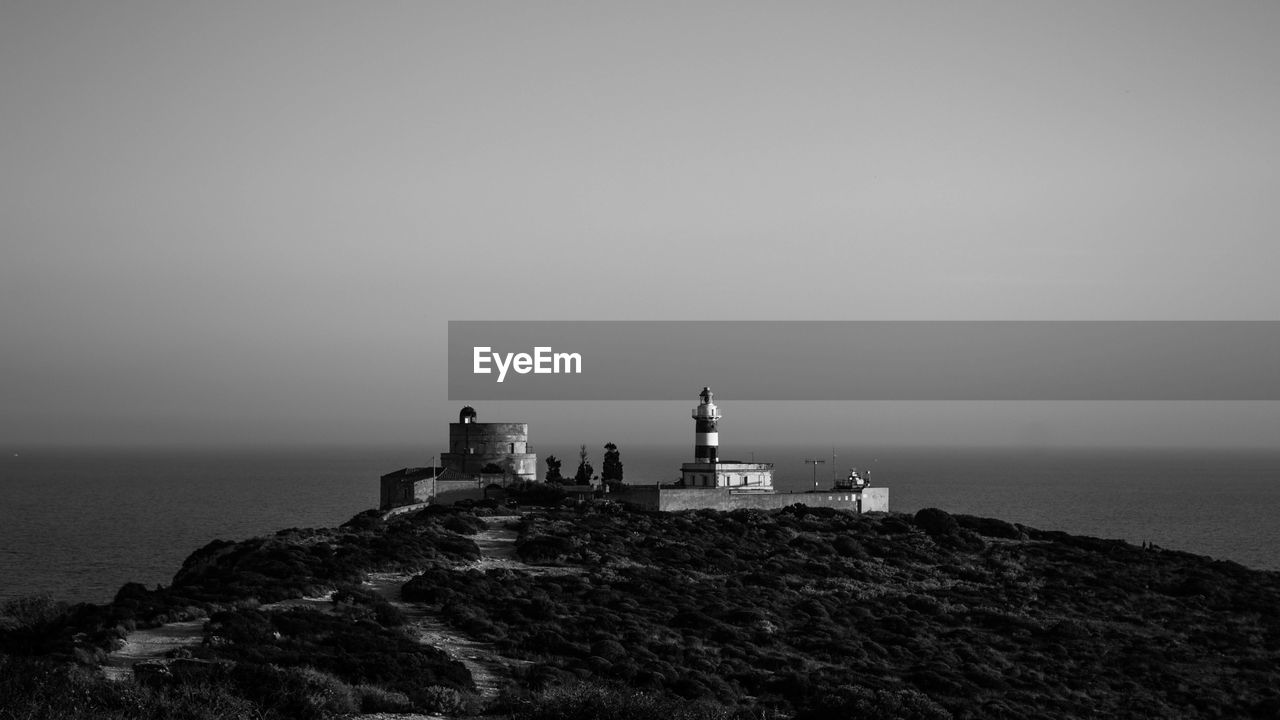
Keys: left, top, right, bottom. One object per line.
{"left": 2, "top": 498, "right": 1279, "bottom": 719}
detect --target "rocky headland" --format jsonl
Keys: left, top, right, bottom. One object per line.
{"left": 2, "top": 490, "right": 1279, "bottom": 719}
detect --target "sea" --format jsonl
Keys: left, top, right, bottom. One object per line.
{"left": 2, "top": 444, "right": 1278, "bottom": 605}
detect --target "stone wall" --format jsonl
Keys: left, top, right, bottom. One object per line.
{"left": 380, "top": 472, "right": 436, "bottom": 510}
{"left": 447, "top": 422, "right": 530, "bottom": 454}
{"left": 433, "top": 478, "right": 486, "bottom": 504}
{"left": 607, "top": 483, "right": 662, "bottom": 510}
{"left": 381, "top": 501, "right": 431, "bottom": 520}
{"left": 608, "top": 484, "right": 889, "bottom": 514}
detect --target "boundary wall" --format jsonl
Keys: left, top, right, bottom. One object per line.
{"left": 609, "top": 484, "right": 888, "bottom": 513}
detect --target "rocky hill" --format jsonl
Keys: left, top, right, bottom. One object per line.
{"left": 2, "top": 498, "right": 1278, "bottom": 719}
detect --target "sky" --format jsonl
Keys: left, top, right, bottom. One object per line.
{"left": 2, "top": 1, "right": 1279, "bottom": 450}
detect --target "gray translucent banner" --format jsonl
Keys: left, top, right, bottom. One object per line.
{"left": 448, "top": 321, "right": 1280, "bottom": 400}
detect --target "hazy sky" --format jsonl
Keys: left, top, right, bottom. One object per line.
{"left": 3, "top": 1, "right": 1279, "bottom": 450}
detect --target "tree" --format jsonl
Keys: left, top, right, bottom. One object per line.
{"left": 573, "top": 444, "right": 594, "bottom": 485}
{"left": 602, "top": 442, "right": 623, "bottom": 482}
{"left": 545, "top": 455, "right": 564, "bottom": 484}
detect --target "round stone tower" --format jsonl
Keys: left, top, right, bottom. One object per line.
{"left": 692, "top": 386, "right": 722, "bottom": 463}
{"left": 441, "top": 406, "right": 537, "bottom": 481}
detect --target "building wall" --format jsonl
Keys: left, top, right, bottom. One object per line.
{"left": 860, "top": 487, "right": 889, "bottom": 513}
{"left": 440, "top": 452, "right": 537, "bottom": 479}
{"left": 380, "top": 474, "right": 435, "bottom": 510}
{"left": 448, "top": 422, "right": 530, "bottom": 454}
{"left": 680, "top": 462, "right": 774, "bottom": 489}
{"left": 382, "top": 501, "right": 431, "bottom": 520}
{"left": 379, "top": 474, "right": 401, "bottom": 510}
{"left": 609, "top": 484, "right": 889, "bottom": 514}
{"left": 607, "top": 483, "right": 662, "bottom": 509}
{"left": 433, "top": 478, "right": 487, "bottom": 504}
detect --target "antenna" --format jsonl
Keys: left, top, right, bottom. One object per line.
{"left": 803, "top": 458, "right": 826, "bottom": 490}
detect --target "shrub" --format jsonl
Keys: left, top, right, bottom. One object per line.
{"left": 418, "top": 684, "right": 469, "bottom": 715}
{"left": 355, "top": 683, "right": 415, "bottom": 713}
{"left": 340, "top": 509, "right": 385, "bottom": 532}
{"left": 0, "top": 594, "right": 68, "bottom": 631}
{"left": 796, "top": 684, "right": 953, "bottom": 720}
{"left": 507, "top": 481, "right": 569, "bottom": 507}
{"left": 330, "top": 584, "right": 406, "bottom": 627}
{"left": 514, "top": 681, "right": 733, "bottom": 720}
{"left": 444, "top": 514, "right": 488, "bottom": 535}
{"left": 0, "top": 594, "right": 78, "bottom": 656}
{"left": 0, "top": 654, "right": 257, "bottom": 720}
{"left": 518, "top": 535, "right": 576, "bottom": 564}
{"left": 228, "top": 663, "right": 358, "bottom": 720}
{"left": 913, "top": 508, "right": 959, "bottom": 537}
{"left": 953, "top": 514, "right": 1023, "bottom": 540}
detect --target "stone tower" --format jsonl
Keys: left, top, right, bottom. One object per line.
{"left": 439, "top": 406, "right": 537, "bottom": 481}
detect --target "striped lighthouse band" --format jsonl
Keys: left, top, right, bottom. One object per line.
{"left": 694, "top": 386, "right": 722, "bottom": 462}
{"left": 695, "top": 423, "right": 719, "bottom": 463}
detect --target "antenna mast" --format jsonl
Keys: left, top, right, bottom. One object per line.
{"left": 803, "top": 458, "right": 826, "bottom": 490}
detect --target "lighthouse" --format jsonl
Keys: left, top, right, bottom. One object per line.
{"left": 692, "top": 386, "right": 722, "bottom": 463}
{"left": 680, "top": 386, "right": 774, "bottom": 490}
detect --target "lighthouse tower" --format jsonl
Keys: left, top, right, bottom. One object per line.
{"left": 692, "top": 386, "right": 722, "bottom": 463}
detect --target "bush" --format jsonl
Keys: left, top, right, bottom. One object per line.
{"left": 0, "top": 594, "right": 79, "bottom": 657}
{"left": 796, "top": 684, "right": 953, "bottom": 720}
{"left": 444, "top": 514, "right": 489, "bottom": 536}
{"left": 514, "top": 681, "right": 733, "bottom": 720}
{"left": 355, "top": 683, "right": 415, "bottom": 713}
{"left": 518, "top": 535, "right": 576, "bottom": 564}
{"left": 507, "top": 481, "right": 569, "bottom": 507}
{"left": 0, "top": 594, "right": 68, "bottom": 631}
{"left": 330, "top": 585, "right": 406, "bottom": 627}
{"left": 228, "top": 663, "right": 358, "bottom": 720}
{"left": 0, "top": 654, "right": 258, "bottom": 720}
{"left": 953, "top": 514, "right": 1023, "bottom": 540}
{"left": 912, "top": 508, "right": 959, "bottom": 537}
{"left": 419, "top": 684, "right": 468, "bottom": 715}
{"left": 202, "top": 605, "right": 474, "bottom": 704}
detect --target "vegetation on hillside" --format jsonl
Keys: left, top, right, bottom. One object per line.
{"left": 0, "top": 509, "right": 484, "bottom": 718}
{"left": 473, "top": 504, "right": 1280, "bottom": 718}
{"left": 2, "top": 501, "right": 1279, "bottom": 719}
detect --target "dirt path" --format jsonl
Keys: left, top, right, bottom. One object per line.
{"left": 365, "top": 571, "right": 520, "bottom": 699}
{"left": 453, "top": 515, "right": 583, "bottom": 577}
{"left": 102, "top": 513, "right": 560, "bottom": 695}
{"left": 100, "top": 620, "right": 206, "bottom": 681}
{"left": 363, "top": 514, "right": 544, "bottom": 700}
{"left": 101, "top": 591, "right": 336, "bottom": 682}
